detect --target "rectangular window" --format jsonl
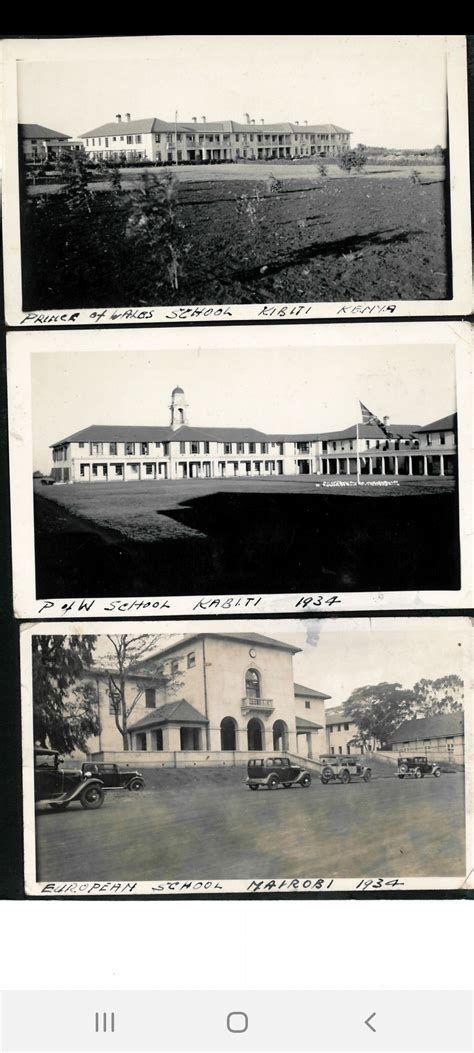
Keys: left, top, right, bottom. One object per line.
{"left": 305, "top": 701, "right": 310, "bottom": 710}
{"left": 225, "top": 443, "right": 232, "bottom": 455}
{"left": 191, "top": 442, "right": 200, "bottom": 454}
{"left": 187, "top": 652, "right": 196, "bottom": 668}
{"left": 171, "top": 659, "right": 179, "bottom": 675}
{"left": 115, "top": 464, "right": 123, "bottom": 476}
{"left": 180, "top": 441, "right": 186, "bottom": 455}
{"left": 145, "top": 688, "right": 156, "bottom": 708}
{"left": 426, "top": 433, "right": 432, "bottom": 446}
{"left": 338, "top": 746, "right": 343, "bottom": 755}
{"left": 337, "top": 724, "right": 341, "bottom": 732}
{"left": 140, "top": 443, "right": 149, "bottom": 455}
{"left": 125, "top": 442, "right": 135, "bottom": 455}
{"left": 92, "top": 465, "right": 98, "bottom": 477}
{"left": 344, "top": 723, "right": 349, "bottom": 731}
{"left": 145, "top": 464, "right": 154, "bottom": 475}
{"left": 248, "top": 443, "right": 256, "bottom": 454}
{"left": 105, "top": 138, "right": 109, "bottom": 147}
{"left": 203, "top": 442, "right": 210, "bottom": 454}
{"left": 155, "top": 134, "right": 161, "bottom": 143}
{"left": 261, "top": 443, "right": 268, "bottom": 454}
{"left": 126, "top": 135, "right": 133, "bottom": 144}
{"left": 80, "top": 464, "right": 88, "bottom": 477}
{"left": 135, "top": 135, "right": 142, "bottom": 143}
{"left": 237, "top": 442, "right": 245, "bottom": 454}
{"left": 109, "top": 442, "right": 117, "bottom": 455}
{"left": 90, "top": 442, "right": 103, "bottom": 456}
{"left": 163, "top": 443, "right": 169, "bottom": 455}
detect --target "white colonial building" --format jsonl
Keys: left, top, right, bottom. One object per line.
{"left": 82, "top": 632, "right": 331, "bottom": 766}
{"left": 19, "top": 123, "right": 81, "bottom": 163}
{"left": 79, "top": 113, "right": 351, "bottom": 163}
{"left": 387, "top": 712, "right": 464, "bottom": 764}
{"left": 49, "top": 386, "right": 457, "bottom": 484}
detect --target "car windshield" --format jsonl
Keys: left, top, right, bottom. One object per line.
{"left": 35, "top": 754, "right": 57, "bottom": 769}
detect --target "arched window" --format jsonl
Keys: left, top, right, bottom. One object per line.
{"left": 245, "top": 668, "right": 261, "bottom": 699}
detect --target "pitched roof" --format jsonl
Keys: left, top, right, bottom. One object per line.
{"left": 388, "top": 712, "right": 464, "bottom": 743}
{"left": 19, "top": 123, "right": 71, "bottom": 140}
{"left": 325, "top": 706, "right": 353, "bottom": 724}
{"left": 294, "top": 682, "right": 331, "bottom": 700}
{"left": 296, "top": 716, "right": 324, "bottom": 730}
{"left": 415, "top": 413, "right": 457, "bottom": 434}
{"left": 137, "top": 632, "right": 302, "bottom": 668}
{"left": 80, "top": 118, "right": 160, "bottom": 137}
{"left": 318, "top": 423, "right": 421, "bottom": 442}
{"left": 129, "top": 699, "right": 208, "bottom": 730}
{"left": 79, "top": 117, "right": 351, "bottom": 138}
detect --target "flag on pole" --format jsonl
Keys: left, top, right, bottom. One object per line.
{"left": 359, "top": 401, "right": 382, "bottom": 426}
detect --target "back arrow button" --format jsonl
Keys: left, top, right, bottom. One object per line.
{"left": 365, "top": 1013, "right": 377, "bottom": 1033}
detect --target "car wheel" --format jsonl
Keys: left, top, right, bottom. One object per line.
{"left": 129, "top": 779, "right": 144, "bottom": 791}
{"left": 340, "top": 770, "right": 350, "bottom": 784}
{"left": 267, "top": 775, "right": 280, "bottom": 790}
{"left": 414, "top": 769, "right": 423, "bottom": 779}
{"left": 249, "top": 784, "right": 259, "bottom": 790}
{"left": 80, "top": 785, "right": 104, "bottom": 809}
{"left": 363, "top": 770, "right": 372, "bottom": 782}
{"left": 301, "top": 773, "right": 312, "bottom": 787}
{"left": 49, "top": 802, "right": 69, "bottom": 810}
{"left": 434, "top": 769, "right": 441, "bottom": 777}
{"left": 399, "top": 763, "right": 409, "bottom": 774}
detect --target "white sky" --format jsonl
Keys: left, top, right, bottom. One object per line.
{"left": 91, "top": 619, "right": 468, "bottom": 710}
{"left": 31, "top": 344, "right": 455, "bottom": 472}
{"left": 16, "top": 35, "right": 448, "bottom": 149}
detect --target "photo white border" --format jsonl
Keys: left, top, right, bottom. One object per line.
{"left": 2, "top": 35, "right": 472, "bottom": 327}
{"left": 20, "top": 615, "right": 473, "bottom": 897}
{"left": 7, "top": 321, "right": 473, "bottom": 619}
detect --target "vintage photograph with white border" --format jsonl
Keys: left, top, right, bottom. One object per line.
{"left": 7, "top": 321, "right": 473, "bottom": 619}
{"left": 2, "top": 35, "right": 472, "bottom": 327}
{"left": 21, "top": 615, "right": 473, "bottom": 896}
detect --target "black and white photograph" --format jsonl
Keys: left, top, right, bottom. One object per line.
{"left": 2, "top": 35, "right": 472, "bottom": 325}
{"left": 21, "top": 617, "right": 472, "bottom": 895}
{"left": 7, "top": 322, "right": 471, "bottom": 617}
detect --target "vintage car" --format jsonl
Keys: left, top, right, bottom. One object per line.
{"left": 40, "top": 477, "right": 55, "bottom": 485}
{"left": 397, "top": 756, "right": 441, "bottom": 779}
{"left": 34, "top": 747, "right": 105, "bottom": 810}
{"left": 246, "top": 756, "right": 312, "bottom": 790}
{"left": 82, "top": 761, "right": 145, "bottom": 791}
{"left": 320, "top": 755, "right": 372, "bottom": 784}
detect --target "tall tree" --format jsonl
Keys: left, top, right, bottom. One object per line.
{"left": 32, "top": 635, "right": 99, "bottom": 753}
{"left": 412, "top": 675, "right": 464, "bottom": 715}
{"left": 343, "top": 682, "right": 416, "bottom": 750}
{"left": 101, "top": 635, "right": 183, "bottom": 751}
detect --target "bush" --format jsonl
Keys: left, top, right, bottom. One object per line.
{"left": 337, "top": 147, "right": 368, "bottom": 175}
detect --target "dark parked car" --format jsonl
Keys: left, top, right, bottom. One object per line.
{"left": 82, "top": 762, "right": 145, "bottom": 791}
{"left": 397, "top": 756, "right": 441, "bottom": 779}
{"left": 246, "top": 756, "right": 312, "bottom": 790}
{"left": 320, "top": 756, "right": 372, "bottom": 784}
{"left": 34, "top": 748, "right": 105, "bottom": 810}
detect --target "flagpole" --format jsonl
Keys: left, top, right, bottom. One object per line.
{"left": 356, "top": 402, "right": 360, "bottom": 486}
{"left": 175, "top": 110, "right": 179, "bottom": 166}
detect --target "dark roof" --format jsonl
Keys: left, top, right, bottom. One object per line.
{"left": 137, "top": 632, "right": 302, "bottom": 668}
{"left": 294, "top": 682, "right": 331, "bottom": 700}
{"left": 318, "top": 423, "right": 421, "bottom": 442}
{"left": 19, "top": 123, "right": 71, "bottom": 140}
{"left": 388, "top": 712, "right": 464, "bottom": 744}
{"left": 129, "top": 700, "right": 208, "bottom": 730}
{"left": 51, "top": 424, "right": 270, "bottom": 447}
{"left": 325, "top": 706, "right": 353, "bottom": 724}
{"left": 295, "top": 716, "right": 324, "bottom": 730}
{"left": 172, "top": 385, "right": 184, "bottom": 395}
{"left": 415, "top": 413, "right": 457, "bottom": 434}
{"left": 79, "top": 117, "right": 350, "bottom": 138}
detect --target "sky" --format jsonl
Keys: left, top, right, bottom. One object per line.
{"left": 90, "top": 619, "right": 468, "bottom": 710}
{"left": 16, "top": 36, "right": 448, "bottom": 150}
{"left": 31, "top": 343, "right": 455, "bottom": 473}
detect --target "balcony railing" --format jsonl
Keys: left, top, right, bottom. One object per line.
{"left": 241, "top": 696, "right": 274, "bottom": 713}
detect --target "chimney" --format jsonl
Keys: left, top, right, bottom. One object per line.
{"left": 116, "top": 114, "right": 122, "bottom": 123}
{"left": 295, "top": 120, "right": 299, "bottom": 125}
{"left": 125, "top": 112, "right": 131, "bottom": 122}
{"left": 244, "top": 112, "right": 250, "bottom": 123}
{"left": 252, "top": 118, "right": 256, "bottom": 124}
{"left": 260, "top": 117, "right": 264, "bottom": 124}
{"left": 201, "top": 115, "right": 206, "bottom": 123}
{"left": 383, "top": 415, "right": 390, "bottom": 427}
{"left": 192, "top": 116, "right": 197, "bottom": 123}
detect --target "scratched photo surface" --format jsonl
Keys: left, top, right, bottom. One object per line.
{"left": 22, "top": 617, "right": 471, "bottom": 895}
{"left": 3, "top": 35, "right": 472, "bottom": 325}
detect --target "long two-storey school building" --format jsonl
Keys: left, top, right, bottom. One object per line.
{"left": 49, "top": 387, "right": 457, "bottom": 484}
{"left": 80, "top": 113, "right": 351, "bottom": 163}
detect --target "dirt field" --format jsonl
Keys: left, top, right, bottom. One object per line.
{"left": 34, "top": 767, "right": 465, "bottom": 882}
{"left": 21, "top": 170, "right": 450, "bottom": 307}
{"left": 34, "top": 478, "right": 460, "bottom": 597}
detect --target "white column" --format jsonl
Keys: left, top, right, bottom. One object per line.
{"left": 346, "top": 458, "right": 350, "bottom": 475}
{"left": 394, "top": 456, "right": 399, "bottom": 476}
{"left": 146, "top": 731, "right": 154, "bottom": 752}
{"left": 423, "top": 455, "right": 428, "bottom": 476}
{"left": 408, "top": 455, "right": 413, "bottom": 476}
{"left": 440, "top": 455, "right": 445, "bottom": 477}
{"left": 368, "top": 458, "right": 373, "bottom": 475}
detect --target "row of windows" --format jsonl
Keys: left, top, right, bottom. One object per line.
{"left": 78, "top": 441, "right": 170, "bottom": 456}
{"left": 75, "top": 440, "right": 286, "bottom": 456}
{"left": 327, "top": 722, "right": 350, "bottom": 732}
{"left": 321, "top": 439, "right": 417, "bottom": 452}
{"left": 85, "top": 135, "right": 143, "bottom": 147}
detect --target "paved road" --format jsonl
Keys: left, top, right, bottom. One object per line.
{"left": 35, "top": 770, "right": 465, "bottom": 882}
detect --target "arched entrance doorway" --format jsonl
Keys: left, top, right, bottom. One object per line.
{"left": 247, "top": 717, "right": 265, "bottom": 751}
{"left": 273, "top": 719, "right": 289, "bottom": 752}
{"left": 220, "top": 716, "right": 238, "bottom": 751}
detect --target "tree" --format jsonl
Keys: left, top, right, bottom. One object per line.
{"left": 125, "top": 171, "right": 188, "bottom": 291}
{"left": 32, "top": 635, "right": 99, "bottom": 753}
{"left": 101, "top": 635, "right": 183, "bottom": 751}
{"left": 343, "top": 682, "right": 416, "bottom": 750}
{"left": 412, "top": 675, "right": 464, "bottom": 716}
{"left": 57, "top": 150, "right": 95, "bottom": 213}
{"left": 337, "top": 146, "right": 368, "bottom": 175}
